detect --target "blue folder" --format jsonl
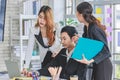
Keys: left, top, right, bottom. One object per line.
{"left": 71, "top": 37, "right": 104, "bottom": 60}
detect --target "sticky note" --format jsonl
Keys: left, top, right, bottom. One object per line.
{"left": 106, "top": 17, "right": 112, "bottom": 23}
{"left": 107, "top": 26, "right": 112, "bottom": 32}
{"left": 107, "top": 8, "right": 112, "bottom": 14}
{"left": 96, "top": 8, "right": 102, "bottom": 14}
{"left": 107, "top": 36, "right": 112, "bottom": 42}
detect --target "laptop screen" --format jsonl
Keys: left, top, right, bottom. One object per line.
{"left": 5, "top": 60, "right": 21, "bottom": 78}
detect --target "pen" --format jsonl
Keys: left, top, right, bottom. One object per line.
{"left": 32, "top": 72, "right": 38, "bottom": 80}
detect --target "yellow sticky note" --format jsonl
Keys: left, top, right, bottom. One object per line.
{"left": 96, "top": 8, "right": 102, "bottom": 14}
{"left": 97, "top": 17, "right": 102, "bottom": 22}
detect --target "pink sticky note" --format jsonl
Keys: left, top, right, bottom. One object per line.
{"left": 107, "top": 36, "right": 112, "bottom": 42}
{"left": 107, "top": 26, "right": 112, "bottom": 32}
{"left": 107, "top": 8, "right": 112, "bottom": 14}
{"left": 106, "top": 17, "right": 112, "bottom": 23}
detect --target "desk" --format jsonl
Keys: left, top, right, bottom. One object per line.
{"left": 11, "top": 76, "right": 67, "bottom": 80}
{"left": 11, "top": 76, "right": 52, "bottom": 80}
{"left": 11, "top": 77, "right": 32, "bottom": 80}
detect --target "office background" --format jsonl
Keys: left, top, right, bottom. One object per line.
{"left": 0, "top": 0, "right": 120, "bottom": 80}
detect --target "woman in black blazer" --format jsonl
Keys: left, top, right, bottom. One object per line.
{"left": 76, "top": 2, "right": 112, "bottom": 80}
{"left": 38, "top": 26, "right": 87, "bottom": 80}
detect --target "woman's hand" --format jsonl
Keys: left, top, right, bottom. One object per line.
{"left": 52, "top": 53, "right": 57, "bottom": 57}
{"left": 76, "top": 54, "right": 94, "bottom": 65}
{"left": 21, "top": 68, "right": 27, "bottom": 76}
{"left": 26, "top": 71, "right": 32, "bottom": 77}
{"left": 21, "top": 68, "right": 32, "bottom": 77}
{"left": 74, "top": 33, "right": 79, "bottom": 43}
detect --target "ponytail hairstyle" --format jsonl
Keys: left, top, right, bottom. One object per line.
{"left": 35, "top": 5, "right": 55, "bottom": 46}
{"left": 61, "top": 26, "right": 78, "bottom": 39}
{"left": 77, "top": 2, "right": 106, "bottom": 31}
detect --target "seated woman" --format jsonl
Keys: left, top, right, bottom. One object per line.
{"left": 38, "top": 26, "right": 87, "bottom": 80}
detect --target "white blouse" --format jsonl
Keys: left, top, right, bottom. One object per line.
{"left": 24, "top": 24, "right": 62, "bottom": 68}
{"left": 66, "top": 48, "right": 74, "bottom": 62}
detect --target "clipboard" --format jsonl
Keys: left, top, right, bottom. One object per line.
{"left": 71, "top": 37, "right": 104, "bottom": 60}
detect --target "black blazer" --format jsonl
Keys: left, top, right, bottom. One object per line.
{"left": 39, "top": 48, "right": 87, "bottom": 80}
{"left": 82, "top": 23, "right": 111, "bottom": 64}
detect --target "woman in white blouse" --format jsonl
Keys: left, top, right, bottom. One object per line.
{"left": 23, "top": 5, "right": 62, "bottom": 71}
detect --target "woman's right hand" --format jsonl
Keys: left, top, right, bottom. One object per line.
{"left": 21, "top": 68, "right": 28, "bottom": 76}
{"left": 21, "top": 68, "right": 32, "bottom": 77}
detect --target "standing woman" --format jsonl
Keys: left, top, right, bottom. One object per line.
{"left": 76, "top": 2, "right": 112, "bottom": 80}
{"left": 23, "top": 5, "right": 61, "bottom": 70}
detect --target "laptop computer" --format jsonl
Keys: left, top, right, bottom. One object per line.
{"left": 5, "top": 60, "right": 53, "bottom": 80}
{"left": 5, "top": 60, "right": 21, "bottom": 78}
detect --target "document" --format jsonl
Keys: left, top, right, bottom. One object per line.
{"left": 71, "top": 37, "right": 104, "bottom": 60}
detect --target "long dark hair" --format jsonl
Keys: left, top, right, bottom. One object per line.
{"left": 61, "top": 26, "right": 78, "bottom": 39}
{"left": 35, "top": 5, "right": 55, "bottom": 46}
{"left": 77, "top": 2, "right": 106, "bottom": 31}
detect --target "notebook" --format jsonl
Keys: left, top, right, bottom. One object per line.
{"left": 71, "top": 37, "right": 104, "bottom": 60}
